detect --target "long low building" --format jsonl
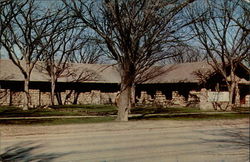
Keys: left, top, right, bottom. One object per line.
{"left": 0, "top": 59, "right": 249, "bottom": 107}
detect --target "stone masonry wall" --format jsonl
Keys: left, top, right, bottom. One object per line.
{"left": 189, "top": 89, "right": 250, "bottom": 110}
{"left": 0, "top": 88, "right": 249, "bottom": 109}
{"left": 245, "top": 95, "right": 250, "bottom": 107}
{"left": 136, "top": 91, "right": 153, "bottom": 105}
{"left": 0, "top": 89, "right": 119, "bottom": 107}
{"left": 154, "top": 91, "right": 167, "bottom": 106}
{"left": 30, "top": 89, "right": 40, "bottom": 107}
{"left": 189, "top": 88, "right": 214, "bottom": 110}
{"left": 0, "top": 89, "right": 10, "bottom": 106}
{"left": 136, "top": 91, "right": 187, "bottom": 107}
{"left": 40, "top": 92, "right": 51, "bottom": 106}
{"left": 171, "top": 91, "right": 187, "bottom": 107}
{"left": 11, "top": 91, "right": 24, "bottom": 106}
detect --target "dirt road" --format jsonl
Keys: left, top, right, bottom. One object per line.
{"left": 0, "top": 119, "right": 249, "bottom": 162}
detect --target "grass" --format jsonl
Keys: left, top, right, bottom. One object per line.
{"left": 50, "top": 104, "right": 117, "bottom": 111}
{"left": 0, "top": 105, "right": 117, "bottom": 117}
{"left": 50, "top": 104, "right": 118, "bottom": 115}
{"left": 131, "top": 106, "right": 203, "bottom": 114}
{"left": 130, "top": 113, "right": 250, "bottom": 121}
{"left": 0, "top": 105, "right": 249, "bottom": 125}
{"left": 0, "top": 105, "right": 203, "bottom": 118}
{"left": 232, "top": 107, "right": 250, "bottom": 112}
{"left": 0, "top": 116, "right": 115, "bottom": 125}
{"left": 0, "top": 106, "right": 81, "bottom": 117}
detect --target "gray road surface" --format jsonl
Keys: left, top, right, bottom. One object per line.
{"left": 0, "top": 119, "right": 249, "bottom": 162}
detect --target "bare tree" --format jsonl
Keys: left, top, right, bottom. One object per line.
{"left": 186, "top": 0, "right": 249, "bottom": 109}
{"left": 161, "top": 45, "right": 205, "bottom": 64}
{"left": 0, "top": 0, "right": 21, "bottom": 36}
{"left": 0, "top": 0, "right": 28, "bottom": 59}
{"left": 40, "top": 15, "right": 103, "bottom": 105}
{"left": 40, "top": 14, "right": 84, "bottom": 105}
{"left": 63, "top": 0, "right": 195, "bottom": 121}
{"left": 70, "top": 41, "right": 103, "bottom": 64}
{"left": 0, "top": 0, "right": 61, "bottom": 109}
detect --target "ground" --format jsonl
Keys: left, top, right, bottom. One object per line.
{"left": 0, "top": 118, "right": 249, "bottom": 162}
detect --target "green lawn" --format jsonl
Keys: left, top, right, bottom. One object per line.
{"left": 0, "top": 117, "right": 115, "bottom": 125}
{"left": 0, "top": 105, "right": 249, "bottom": 125}
{"left": 0, "top": 105, "right": 205, "bottom": 118}
{"left": 129, "top": 113, "right": 250, "bottom": 121}
{"left": 0, "top": 105, "right": 117, "bottom": 117}
{"left": 131, "top": 106, "right": 203, "bottom": 114}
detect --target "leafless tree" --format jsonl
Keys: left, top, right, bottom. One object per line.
{"left": 0, "top": 0, "right": 28, "bottom": 59}
{"left": 40, "top": 15, "right": 103, "bottom": 105}
{"left": 162, "top": 45, "right": 205, "bottom": 64}
{"left": 70, "top": 41, "right": 103, "bottom": 64}
{"left": 62, "top": 67, "right": 100, "bottom": 105}
{"left": 0, "top": 0, "right": 12, "bottom": 37}
{"left": 186, "top": 0, "right": 249, "bottom": 109}
{"left": 63, "top": 0, "right": 195, "bottom": 121}
{"left": 40, "top": 14, "right": 85, "bottom": 105}
{"left": 0, "top": 0, "right": 62, "bottom": 109}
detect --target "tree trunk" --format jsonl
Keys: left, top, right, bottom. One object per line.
{"left": 228, "top": 69, "right": 238, "bottom": 110}
{"left": 51, "top": 76, "right": 56, "bottom": 106}
{"left": 235, "top": 82, "right": 240, "bottom": 107}
{"left": 228, "top": 83, "right": 235, "bottom": 111}
{"left": 23, "top": 76, "right": 31, "bottom": 110}
{"left": 64, "top": 90, "right": 74, "bottom": 105}
{"left": 56, "top": 92, "right": 62, "bottom": 105}
{"left": 73, "top": 92, "right": 80, "bottom": 104}
{"left": 131, "top": 83, "right": 136, "bottom": 108}
{"left": 116, "top": 82, "right": 132, "bottom": 121}
{"left": 116, "top": 65, "right": 136, "bottom": 121}
{"left": 228, "top": 84, "right": 233, "bottom": 105}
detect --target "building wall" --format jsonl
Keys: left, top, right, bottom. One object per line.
{"left": 0, "top": 80, "right": 249, "bottom": 108}
{"left": 1, "top": 88, "right": 250, "bottom": 108}
{"left": 0, "top": 89, "right": 10, "bottom": 105}
{"left": 136, "top": 83, "right": 200, "bottom": 100}
{"left": 0, "top": 89, "right": 119, "bottom": 107}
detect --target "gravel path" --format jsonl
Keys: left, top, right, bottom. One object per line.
{"left": 0, "top": 118, "right": 249, "bottom": 161}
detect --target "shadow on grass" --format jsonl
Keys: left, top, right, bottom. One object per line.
{"left": 0, "top": 142, "right": 70, "bottom": 161}
{"left": 130, "top": 107, "right": 202, "bottom": 115}
{"left": 129, "top": 113, "right": 249, "bottom": 121}
{"left": 0, "top": 117, "right": 116, "bottom": 125}
{"left": 0, "top": 105, "right": 118, "bottom": 117}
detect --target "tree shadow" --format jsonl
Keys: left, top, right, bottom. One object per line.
{"left": 0, "top": 142, "right": 70, "bottom": 162}
{"left": 201, "top": 127, "right": 249, "bottom": 149}
{"left": 200, "top": 127, "right": 249, "bottom": 160}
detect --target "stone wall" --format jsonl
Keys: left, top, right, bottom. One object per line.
{"left": 245, "top": 95, "right": 250, "bottom": 107}
{"left": 1, "top": 88, "right": 249, "bottom": 109}
{"left": 30, "top": 89, "right": 40, "bottom": 107}
{"left": 40, "top": 92, "right": 51, "bottom": 106}
{"left": 136, "top": 89, "right": 249, "bottom": 109}
{"left": 189, "top": 89, "right": 214, "bottom": 110}
{"left": 171, "top": 91, "right": 187, "bottom": 106}
{"left": 11, "top": 91, "right": 24, "bottom": 106}
{"left": 136, "top": 91, "right": 153, "bottom": 105}
{"left": 189, "top": 89, "right": 250, "bottom": 110}
{"left": 0, "top": 89, "right": 10, "bottom": 106}
{"left": 136, "top": 91, "right": 186, "bottom": 107}
{"left": 101, "top": 92, "right": 118, "bottom": 104}
{"left": 154, "top": 91, "right": 167, "bottom": 106}
{"left": 0, "top": 89, "right": 119, "bottom": 107}
{"left": 78, "top": 92, "right": 91, "bottom": 105}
